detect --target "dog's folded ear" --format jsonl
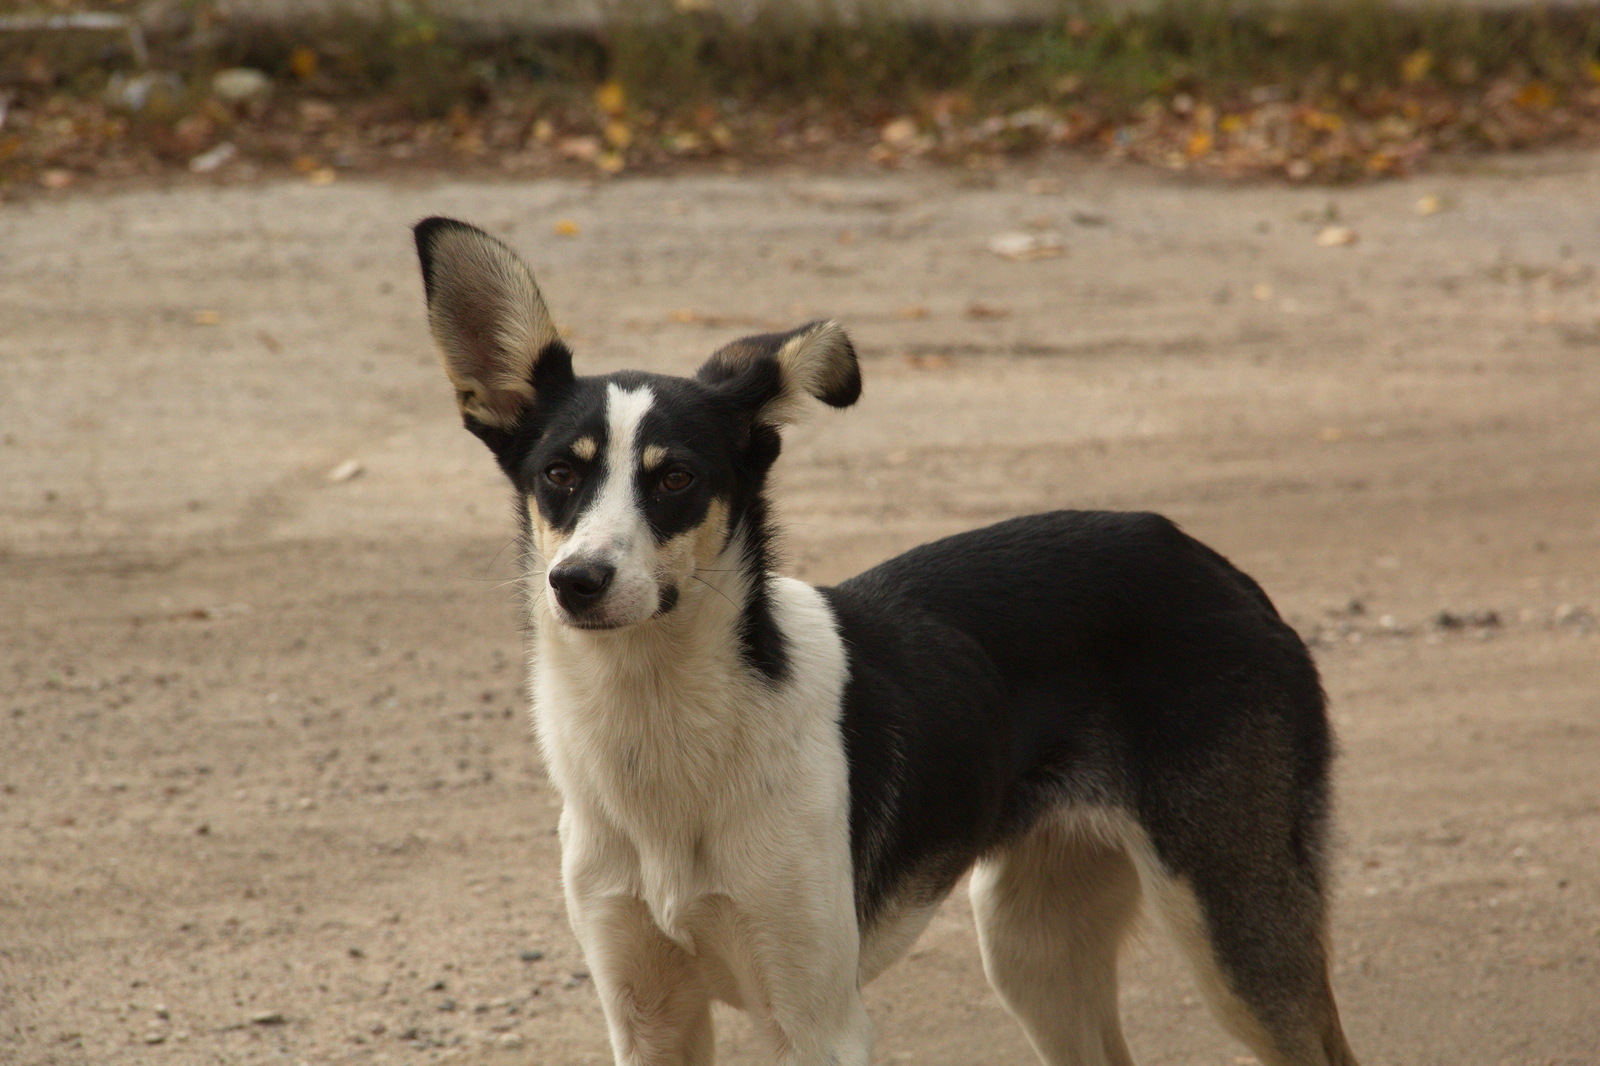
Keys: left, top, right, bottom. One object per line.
{"left": 696, "top": 320, "right": 861, "bottom": 426}
{"left": 414, "top": 216, "right": 574, "bottom": 434}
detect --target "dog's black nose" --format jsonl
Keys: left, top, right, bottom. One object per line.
{"left": 549, "top": 562, "right": 615, "bottom": 611}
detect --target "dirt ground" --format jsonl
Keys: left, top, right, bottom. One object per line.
{"left": 2, "top": 153, "right": 1598, "bottom": 1066}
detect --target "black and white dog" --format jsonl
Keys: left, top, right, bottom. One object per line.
{"left": 413, "top": 217, "right": 1361, "bottom": 1066}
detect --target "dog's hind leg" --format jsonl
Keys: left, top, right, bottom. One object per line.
{"left": 968, "top": 813, "right": 1141, "bottom": 1066}
{"left": 1132, "top": 797, "right": 1360, "bottom": 1066}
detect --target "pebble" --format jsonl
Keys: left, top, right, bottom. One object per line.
{"left": 988, "top": 231, "right": 1065, "bottom": 261}
{"left": 1554, "top": 604, "right": 1594, "bottom": 627}
{"left": 517, "top": 949, "right": 544, "bottom": 962}
{"left": 327, "top": 459, "right": 363, "bottom": 483}
{"left": 212, "top": 68, "right": 273, "bottom": 104}
{"left": 1315, "top": 224, "right": 1357, "bottom": 247}
{"left": 1434, "top": 609, "right": 1499, "bottom": 630}
{"left": 251, "top": 1010, "right": 286, "bottom": 1026}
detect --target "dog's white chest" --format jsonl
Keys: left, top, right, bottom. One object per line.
{"left": 535, "top": 578, "right": 860, "bottom": 1003}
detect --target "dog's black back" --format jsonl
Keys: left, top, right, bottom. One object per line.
{"left": 828, "top": 510, "right": 1334, "bottom": 998}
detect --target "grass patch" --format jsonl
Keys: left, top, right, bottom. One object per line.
{"left": 3, "top": 0, "right": 1599, "bottom": 190}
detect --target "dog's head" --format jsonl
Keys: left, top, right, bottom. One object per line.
{"left": 414, "top": 217, "right": 859, "bottom": 632}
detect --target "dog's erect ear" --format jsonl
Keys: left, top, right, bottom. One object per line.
{"left": 696, "top": 320, "right": 860, "bottom": 426}
{"left": 413, "top": 216, "right": 573, "bottom": 432}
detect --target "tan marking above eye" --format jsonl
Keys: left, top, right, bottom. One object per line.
{"left": 571, "top": 436, "right": 598, "bottom": 461}
{"left": 641, "top": 444, "right": 668, "bottom": 470}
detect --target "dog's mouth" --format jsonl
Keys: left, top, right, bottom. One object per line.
{"left": 562, "top": 618, "right": 630, "bottom": 632}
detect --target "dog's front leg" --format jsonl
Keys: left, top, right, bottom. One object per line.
{"left": 738, "top": 881, "right": 873, "bottom": 1066}
{"left": 561, "top": 808, "right": 714, "bottom": 1066}
{"left": 566, "top": 887, "right": 714, "bottom": 1066}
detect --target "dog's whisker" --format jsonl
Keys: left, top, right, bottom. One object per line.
{"left": 690, "top": 572, "right": 741, "bottom": 612}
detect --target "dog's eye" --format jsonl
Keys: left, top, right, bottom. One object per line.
{"left": 659, "top": 469, "right": 693, "bottom": 493}
{"left": 545, "top": 462, "right": 577, "bottom": 488}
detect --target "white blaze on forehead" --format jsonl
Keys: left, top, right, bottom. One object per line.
{"left": 552, "top": 383, "right": 655, "bottom": 567}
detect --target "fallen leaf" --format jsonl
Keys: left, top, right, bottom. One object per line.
{"left": 1401, "top": 49, "right": 1432, "bottom": 84}
{"left": 192, "top": 310, "right": 223, "bottom": 325}
{"left": 897, "top": 305, "right": 929, "bottom": 319}
{"left": 597, "top": 151, "right": 625, "bottom": 175}
{"left": 553, "top": 219, "right": 580, "bottom": 237}
{"left": 603, "top": 120, "right": 632, "bottom": 150}
{"left": 1513, "top": 81, "right": 1555, "bottom": 110}
{"left": 291, "top": 154, "right": 320, "bottom": 174}
{"left": 289, "top": 46, "right": 318, "bottom": 81}
{"left": 307, "top": 167, "right": 337, "bottom": 186}
{"left": 1315, "top": 225, "right": 1357, "bottom": 246}
{"left": 595, "top": 81, "right": 627, "bottom": 117}
{"left": 965, "top": 302, "right": 1011, "bottom": 319}
{"left": 1415, "top": 194, "right": 1443, "bottom": 215}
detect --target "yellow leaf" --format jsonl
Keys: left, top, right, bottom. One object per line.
{"left": 597, "top": 151, "right": 625, "bottom": 175}
{"left": 1186, "top": 129, "right": 1212, "bottom": 158}
{"left": 1400, "top": 49, "right": 1432, "bottom": 84}
{"left": 289, "top": 46, "right": 318, "bottom": 81}
{"left": 553, "top": 219, "right": 580, "bottom": 237}
{"left": 1513, "top": 81, "right": 1555, "bottom": 110}
{"left": 1588, "top": 60, "right": 1600, "bottom": 85}
{"left": 595, "top": 80, "right": 627, "bottom": 117}
{"left": 604, "top": 120, "right": 632, "bottom": 150}
{"left": 1218, "top": 114, "right": 1245, "bottom": 135}
{"left": 291, "top": 154, "right": 319, "bottom": 174}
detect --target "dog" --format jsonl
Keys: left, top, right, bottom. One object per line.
{"left": 411, "top": 216, "right": 1361, "bottom": 1066}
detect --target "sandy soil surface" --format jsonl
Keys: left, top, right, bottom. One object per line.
{"left": 2, "top": 154, "right": 1598, "bottom": 1066}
